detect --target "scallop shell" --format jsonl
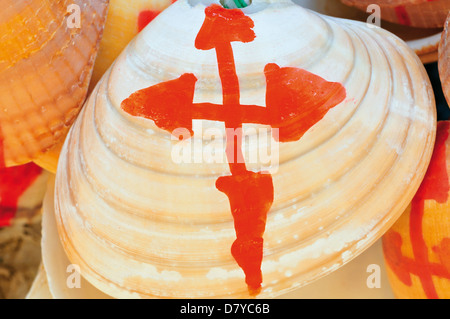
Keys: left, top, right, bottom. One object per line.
{"left": 341, "top": 0, "right": 450, "bottom": 29}
{"left": 383, "top": 121, "right": 450, "bottom": 299}
{"left": 36, "top": 0, "right": 175, "bottom": 173}
{"left": 0, "top": 0, "right": 108, "bottom": 168}
{"left": 439, "top": 14, "right": 450, "bottom": 106}
{"left": 54, "top": 0, "right": 436, "bottom": 298}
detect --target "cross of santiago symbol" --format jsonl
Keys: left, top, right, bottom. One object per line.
{"left": 122, "top": 4, "right": 346, "bottom": 295}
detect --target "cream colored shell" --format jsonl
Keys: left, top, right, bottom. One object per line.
{"left": 54, "top": 0, "right": 436, "bottom": 298}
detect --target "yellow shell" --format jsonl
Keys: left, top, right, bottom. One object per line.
{"left": 89, "top": 0, "right": 175, "bottom": 91}
{"left": 0, "top": 0, "right": 108, "bottom": 167}
{"left": 383, "top": 121, "right": 450, "bottom": 299}
{"left": 53, "top": 0, "right": 435, "bottom": 298}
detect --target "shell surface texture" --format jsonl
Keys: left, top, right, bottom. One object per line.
{"left": 54, "top": 0, "right": 436, "bottom": 298}
{"left": 383, "top": 121, "right": 450, "bottom": 299}
{"left": 0, "top": 0, "right": 108, "bottom": 168}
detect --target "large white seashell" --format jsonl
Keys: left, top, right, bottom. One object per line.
{"left": 53, "top": 0, "right": 436, "bottom": 298}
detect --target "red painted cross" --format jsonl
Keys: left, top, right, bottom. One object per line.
{"left": 122, "top": 4, "right": 346, "bottom": 295}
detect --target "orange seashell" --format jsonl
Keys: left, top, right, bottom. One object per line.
{"left": 439, "top": 14, "right": 450, "bottom": 107}
{"left": 341, "top": 0, "right": 450, "bottom": 28}
{"left": 383, "top": 121, "right": 450, "bottom": 299}
{"left": 0, "top": 0, "right": 108, "bottom": 168}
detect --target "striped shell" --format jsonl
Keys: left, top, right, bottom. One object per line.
{"left": 0, "top": 0, "right": 108, "bottom": 168}
{"left": 53, "top": 0, "right": 435, "bottom": 298}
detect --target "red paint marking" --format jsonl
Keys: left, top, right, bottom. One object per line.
{"left": 216, "top": 170, "right": 273, "bottom": 292}
{"left": 0, "top": 163, "right": 42, "bottom": 227}
{"left": 384, "top": 121, "right": 450, "bottom": 299}
{"left": 383, "top": 231, "right": 450, "bottom": 285}
{"left": 122, "top": 73, "right": 198, "bottom": 136}
{"left": 432, "top": 238, "right": 450, "bottom": 274}
{"left": 410, "top": 198, "right": 440, "bottom": 298}
{"left": 137, "top": 1, "right": 177, "bottom": 32}
{"left": 415, "top": 121, "right": 450, "bottom": 202}
{"left": 0, "top": 124, "right": 43, "bottom": 227}
{"left": 394, "top": 6, "right": 411, "bottom": 26}
{"left": 122, "top": 4, "right": 346, "bottom": 295}
{"left": 0, "top": 124, "right": 4, "bottom": 169}
{"left": 411, "top": 121, "right": 450, "bottom": 299}
{"left": 138, "top": 10, "right": 160, "bottom": 32}
{"left": 265, "top": 63, "right": 346, "bottom": 143}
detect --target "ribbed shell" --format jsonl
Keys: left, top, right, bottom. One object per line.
{"left": 54, "top": 0, "right": 436, "bottom": 298}
{"left": 0, "top": 0, "right": 108, "bottom": 167}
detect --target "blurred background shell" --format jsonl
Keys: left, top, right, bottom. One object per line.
{"left": 295, "top": 0, "right": 444, "bottom": 65}
{"left": 340, "top": 0, "right": 450, "bottom": 29}
{"left": 383, "top": 121, "right": 450, "bottom": 299}
{"left": 53, "top": 0, "right": 436, "bottom": 298}
{"left": 439, "top": 14, "right": 450, "bottom": 107}
{"left": 0, "top": 0, "right": 109, "bottom": 169}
